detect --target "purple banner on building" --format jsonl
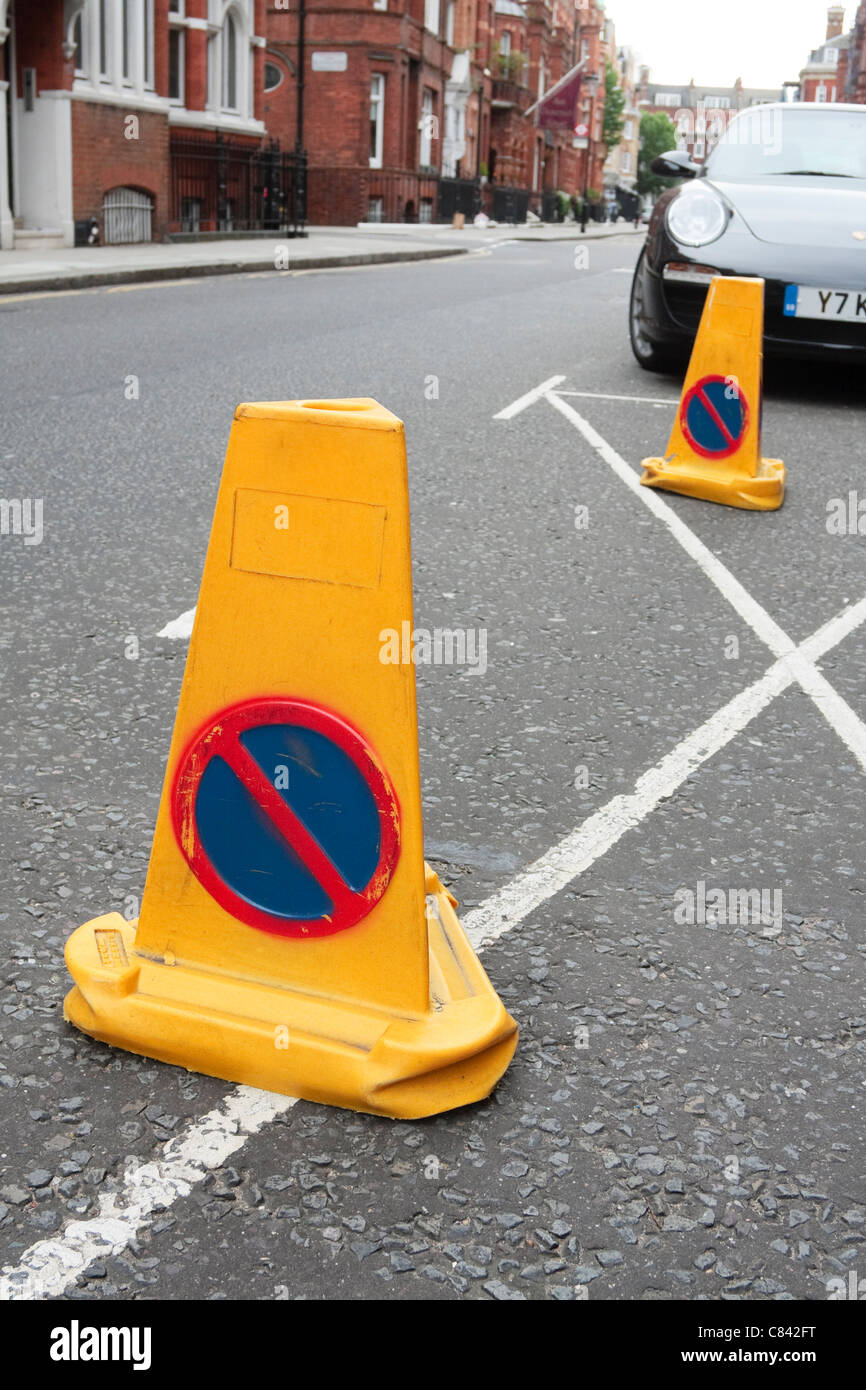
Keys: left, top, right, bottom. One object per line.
{"left": 535, "top": 69, "right": 584, "bottom": 131}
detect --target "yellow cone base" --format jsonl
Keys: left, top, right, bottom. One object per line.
{"left": 63, "top": 868, "right": 517, "bottom": 1120}
{"left": 640, "top": 455, "right": 786, "bottom": 511}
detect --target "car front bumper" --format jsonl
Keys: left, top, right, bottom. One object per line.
{"left": 640, "top": 235, "right": 866, "bottom": 365}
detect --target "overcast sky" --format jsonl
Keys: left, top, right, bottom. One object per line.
{"left": 605, "top": 0, "right": 839, "bottom": 89}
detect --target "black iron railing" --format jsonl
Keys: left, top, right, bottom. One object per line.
{"left": 170, "top": 134, "right": 307, "bottom": 236}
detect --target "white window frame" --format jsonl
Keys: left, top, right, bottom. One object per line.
{"left": 75, "top": 0, "right": 155, "bottom": 97}
{"left": 500, "top": 31, "right": 511, "bottom": 57}
{"left": 419, "top": 87, "right": 434, "bottom": 167}
{"left": 373, "top": 0, "right": 387, "bottom": 9}
{"left": 169, "top": 27, "right": 185, "bottom": 104}
{"left": 446, "top": 2, "right": 455, "bottom": 46}
{"left": 424, "top": 0, "right": 440, "bottom": 36}
{"left": 222, "top": 10, "right": 239, "bottom": 110}
{"left": 369, "top": 73, "right": 385, "bottom": 169}
{"left": 205, "top": 2, "right": 256, "bottom": 120}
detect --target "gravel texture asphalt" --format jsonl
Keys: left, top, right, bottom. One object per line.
{"left": 0, "top": 236, "right": 864, "bottom": 1301}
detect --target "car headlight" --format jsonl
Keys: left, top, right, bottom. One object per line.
{"left": 666, "top": 189, "right": 728, "bottom": 247}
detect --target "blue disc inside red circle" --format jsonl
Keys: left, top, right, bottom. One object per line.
{"left": 171, "top": 699, "right": 401, "bottom": 939}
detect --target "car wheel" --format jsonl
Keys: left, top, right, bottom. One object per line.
{"left": 629, "top": 248, "right": 683, "bottom": 374}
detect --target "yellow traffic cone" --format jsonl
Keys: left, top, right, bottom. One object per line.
{"left": 64, "top": 400, "right": 517, "bottom": 1119}
{"left": 640, "top": 276, "right": 785, "bottom": 510}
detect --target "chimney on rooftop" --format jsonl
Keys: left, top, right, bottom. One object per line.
{"left": 827, "top": 6, "right": 845, "bottom": 39}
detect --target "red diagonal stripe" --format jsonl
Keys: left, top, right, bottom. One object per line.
{"left": 696, "top": 386, "right": 737, "bottom": 448}
{"left": 218, "top": 734, "right": 357, "bottom": 916}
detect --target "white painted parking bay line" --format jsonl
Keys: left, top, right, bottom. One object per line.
{"left": 0, "top": 1089, "right": 296, "bottom": 1301}
{"left": 465, "top": 595, "right": 866, "bottom": 950}
{"left": 157, "top": 606, "right": 196, "bottom": 640}
{"left": 493, "top": 374, "right": 566, "bottom": 420}
{"left": 555, "top": 389, "right": 678, "bottom": 408}
{"left": 542, "top": 388, "right": 866, "bottom": 772}
{"left": 5, "top": 591, "right": 865, "bottom": 1300}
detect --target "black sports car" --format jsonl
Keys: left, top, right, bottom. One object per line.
{"left": 629, "top": 103, "right": 866, "bottom": 372}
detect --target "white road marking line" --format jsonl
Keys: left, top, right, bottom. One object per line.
{"left": 493, "top": 374, "right": 566, "bottom": 420}
{"left": 6, "top": 590, "right": 864, "bottom": 1299}
{"left": 157, "top": 606, "right": 196, "bottom": 640}
{"left": 0, "top": 1089, "right": 296, "bottom": 1301}
{"left": 544, "top": 388, "right": 866, "bottom": 771}
{"left": 554, "top": 389, "right": 678, "bottom": 407}
{"left": 465, "top": 594, "right": 866, "bottom": 950}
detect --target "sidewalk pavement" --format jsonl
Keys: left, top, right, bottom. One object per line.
{"left": 0, "top": 221, "right": 644, "bottom": 296}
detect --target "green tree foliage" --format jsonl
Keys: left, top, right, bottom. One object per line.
{"left": 637, "top": 112, "right": 680, "bottom": 197}
{"left": 601, "top": 62, "right": 626, "bottom": 153}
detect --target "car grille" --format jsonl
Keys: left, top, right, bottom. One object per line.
{"left": 661, "top": 279, "right": 709, "bottom": 331}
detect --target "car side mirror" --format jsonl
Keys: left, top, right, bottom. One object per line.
{"left": 651, "top": 149, "right": 700, "bottom": 179}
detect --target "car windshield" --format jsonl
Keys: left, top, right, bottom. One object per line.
{"left": 703, "top": 107, "right": 866, "bottom": 181}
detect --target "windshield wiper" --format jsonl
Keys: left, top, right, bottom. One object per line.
{"left": 770, "top": 170, "right": 858, "bottom": 177}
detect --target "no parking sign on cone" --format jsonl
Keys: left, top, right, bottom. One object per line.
{"left": 640, "top": 276, "right": 786, "bottom": 510}
{"left": 64, "top": 399, "right": 517, "bottom": 1119}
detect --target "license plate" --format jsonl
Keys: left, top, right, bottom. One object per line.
{"left": 784, "top": 284, "right": 866, "bottom": 323}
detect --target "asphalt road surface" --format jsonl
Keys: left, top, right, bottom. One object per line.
{"left": 1, "top": 236, "right": 865, "bottom": 1303}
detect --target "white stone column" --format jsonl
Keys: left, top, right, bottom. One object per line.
{"left": 0, "top": 1, "right": 12, "bottom": 248}
{"left": 0, "top": 78, "right": 12, "bottom": 250}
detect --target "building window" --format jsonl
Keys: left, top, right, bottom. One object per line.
{"left": 223, "top": 12, "right": 238, "bottom": 109}
{"left": 169, "top": 27, "right": 184, "bottom": 102}
{"left": 181, "top": 197, "right": 201, "bottom": 233}
{"left": 142, "top": 0, "right": 153, "bottom": 87}
{"left": 624, "top": 118, "right": 633, "bottom": 138}
{"left": 264, "top": 61, "right": 283, "bottom": 93}
{"left": 122, "top": 0, "right": 131, "bottom": 81}
{"left": 373, "top": 0, "right": 387, "bottom": 9}
{"left": 816, "top": 82, "right": 827, "bottom": 102}
{"left": 420, "top": 88, "right": 434, "bottom": 167}
{"left": 500, "top": 31, "right": 511, "bottom": 56}
{"left": 446, "top": 1, "right": 455, "bottom": 45}
{"left": 621, "top": 150, "right": 631, "bottom": 173}
{"left": 424, "top": 0, "right": 440, "bottom": 36}
{"left": 581, "top": 39, "right": 590, "bottom": 62}
{"left": 370, "top": 74, "right": 385, "bottom": 168}
{"left": 73, "top": 13, "right": 85, "bottom": 75}
{"left": 99, "top": 0, "right": 109, "bottom": 78}
{"left": 368, "top": 196, "right": 384, "bottom": 222}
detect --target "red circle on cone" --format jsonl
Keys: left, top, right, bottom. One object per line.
{"left": 171, "top": 698, "right": 401, "bottom": 939}
{"left": 680, "top": 374, "right": 750, "bottom": 461}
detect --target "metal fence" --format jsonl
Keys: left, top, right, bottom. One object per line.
{"left": 170, "top": 135, "right": 306, "bottom": 235}
{"left": 102, "top": 187, "right": 153, "bottom": 244}
{"left": 490, "top": 185, "right": 529, "bottom": 224}
{"left": 436, "top": 177, "right": 481, "bottom": 223}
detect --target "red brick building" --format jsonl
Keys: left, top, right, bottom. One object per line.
{"left": 261, "top": 0, "right": 610, "bottom": 223}
{"left": 0, "top": 0, "right": 272, "bottom": 248}
{"left": 0, "top": 0, "right": 617, "bottom": 242}
{"left": 799, "top": 5, "right": 851, "bottom": 102}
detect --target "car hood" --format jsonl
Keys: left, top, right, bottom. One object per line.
{"left": 708, "top": 176, "right": 866, "bottom": 250}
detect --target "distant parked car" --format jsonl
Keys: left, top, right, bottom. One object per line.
{"left": 629, "top": 103, "right": 866, "bottom": 371}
